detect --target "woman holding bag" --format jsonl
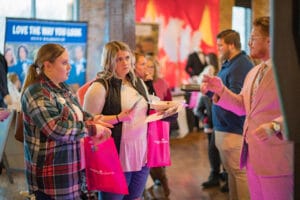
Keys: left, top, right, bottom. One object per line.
{"left": 134, "top": 52, "right": 172, "bottom": 198}
{"left": 21, "top": 43, "right": 112, "bottom": 200}
{"left": 83, "top": 41, "right": 150, "bottom": 200}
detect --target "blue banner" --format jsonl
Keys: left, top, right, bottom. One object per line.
{"left": 5, "top": 18, "right": 87, "bottom": 43}
{"left": 4, "top": 18, "right": 88, "bottom": 88}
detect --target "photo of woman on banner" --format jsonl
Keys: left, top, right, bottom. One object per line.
{"left": 4, "top": 45, "right": 16, "bottom": 68}
{"left": 15, "top": 44, "right": 32, "bottom": 84}
{"left": 66, "top": 45, "right": 87, "bottom": 91}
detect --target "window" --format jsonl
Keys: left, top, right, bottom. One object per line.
{"left": 0, "top": 0, "right": 78, "bottom": 51}
{"left": 36, "top": 0, "right": 78, "bottom": 21}
{"left": 0, "top": 0, "right": 31, "bottom": 18}
{"left": 232, "top": 6, "right": 251, "bottom": 54}
{"left": 0, "top": 0, "right": 78, "bottom": 20}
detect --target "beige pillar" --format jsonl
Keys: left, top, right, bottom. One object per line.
{"left": 219, "top": 0, "right": 235, "bottom": 31}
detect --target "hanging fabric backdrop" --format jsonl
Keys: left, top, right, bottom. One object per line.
{"left": 136, "top": 0, "right": 219, "bottom": 88}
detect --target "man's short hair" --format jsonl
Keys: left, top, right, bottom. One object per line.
{"left": 217, "top": 29, "right": 241, "bottom": 50}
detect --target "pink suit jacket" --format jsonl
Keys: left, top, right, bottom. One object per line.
{"left": 216, "top": 62, "right": 293, "bottom": 176}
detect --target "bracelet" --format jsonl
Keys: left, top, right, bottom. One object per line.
{"left": 116, "top": 115, "right": 120, "bottom": 123}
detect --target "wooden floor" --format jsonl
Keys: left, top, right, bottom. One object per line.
{"left": 0, "top": 130, "right": 229, "bottom": 200}
{"left": 166, "top": 131, "right": 228, "bottom": 200}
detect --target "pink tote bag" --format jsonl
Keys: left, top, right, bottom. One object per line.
{"left": 82, "top": 137, "right": 128, "bottom": 194}
{"left": 147, "top": 111, "right": 171, "bottom": 167}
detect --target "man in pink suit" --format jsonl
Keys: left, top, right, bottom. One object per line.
{"left": 201, "top": 16, "right": 293, "bottom": 200}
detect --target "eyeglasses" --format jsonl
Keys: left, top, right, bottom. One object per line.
{"left": 248, "top": 36, "right": 265, "bottom": 43}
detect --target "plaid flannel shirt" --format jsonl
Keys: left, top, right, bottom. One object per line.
{"left": 21, "top": 74, "right": 96, "bottom": 200}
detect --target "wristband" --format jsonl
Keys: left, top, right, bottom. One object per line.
{"left": 116, "top": 115, "right": 120, "bottom": 123}
{"left": 271, "top": 121, "right": 281, "bottom": 133}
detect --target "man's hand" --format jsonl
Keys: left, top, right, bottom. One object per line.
{"left": 201, "top": 75, "right": 224, "bottom": 95}
{"left": 252, "top": 122, "right": 275, "bottom": 141}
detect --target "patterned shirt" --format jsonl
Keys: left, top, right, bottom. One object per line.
{"left": 21, "top": 74, "right": 96, "bottom": 200}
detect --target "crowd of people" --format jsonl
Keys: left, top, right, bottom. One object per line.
{"left": 0, "top": 15, "right": 294, "bottom": 200}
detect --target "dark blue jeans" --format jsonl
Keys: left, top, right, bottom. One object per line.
{"left": 99, "top": 166, "right": 150, "bottom": 200}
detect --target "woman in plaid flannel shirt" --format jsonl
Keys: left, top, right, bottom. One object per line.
{"left": 21, "top": 43, "right": 112, "bottom": 200}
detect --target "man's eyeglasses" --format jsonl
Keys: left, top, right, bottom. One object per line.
{"left": 248, "top": 36, "right": 265, "bottom": 43}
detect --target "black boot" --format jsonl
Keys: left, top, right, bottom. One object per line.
{"left": 219, "top": 171, "right": 228, "bottom": 181}
{"left": 220, "top": 181, "right": 229, "bottom": 193}
{"left": 219, "top": 171, "right": 229, "bottom": 192}
{"left": 202, "top": 174, "right": 220, "bottom": 188}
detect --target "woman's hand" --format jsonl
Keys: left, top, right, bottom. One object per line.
{"left": 4, "top": 95, "right": 12, "bottom": 106}
{"left": 156, "top": 105, "right": 178, "bottom": 118}
{"left": 117, "top": 109, "right": 134, "bottom": 122}
{"left": 93, "top": 114, "right": 114, "bottom": 128}
{"left": 144, "top": 72, "right": 153, "bottom": 81}
{"left": 91, "top": 124, "right": 112, "bottom": 145}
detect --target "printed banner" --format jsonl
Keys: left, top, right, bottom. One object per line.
{"left": 136, "top": 0, "right": 219, "bottom": 88}
{"left": 4, "top": 18, "right": 88, "bottom": 88}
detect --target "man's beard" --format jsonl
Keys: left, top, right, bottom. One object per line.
{"left": 220, "top": 50, "right": 230, "bottom": 62}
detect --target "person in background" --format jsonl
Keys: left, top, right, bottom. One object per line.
{"left": 21, "top": 43, "right": 112, "bottom": 200}
{"left": 145, "top": 55, "right": 172, "bottom": 102}
{"left": 201, "top": 16, "right": 293, "bottom": 200}
{"left": 184, "top": 49, "right": 207, "bottom": 132}
{"left": 0, "top": 52, "right": 11, "bottom": 175}
{"left": 185, "top": 50, "right": 207, "bottom": 78}
{"left": 0, "top": 52, "right": 11, "bottom": 108}
{"left": 134, "top": 52, "right": 172, "bottom": 198}
{"left": 4, "top": 46, "right": 16, "bottom": 68}
{"left": 7, "top": 72, "right": 22, "bottom": 111}
{"left": 145, "top": 55, "right": 172, "bottom": 198}
{"left": 83, "top": 41, "right": 150, "bottom": 200}
{"left": 194, "top": 53, "right": 228, "bottom": 191}
{"left": 196, "top": 53, "right": 219, "bottom": 85}
{"left": 209, "top": 29, "right": 253, "bottom": 200}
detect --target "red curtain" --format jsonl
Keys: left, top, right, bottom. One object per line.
{"left": 136, "top": 0, "right": 219, "bottom": 88}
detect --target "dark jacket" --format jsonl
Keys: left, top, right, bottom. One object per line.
{"left": 185, "top": 51, "right": 206, "bottom": 76}
{"left": 95, "top": 73, "right": 148, "bottom": 153}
